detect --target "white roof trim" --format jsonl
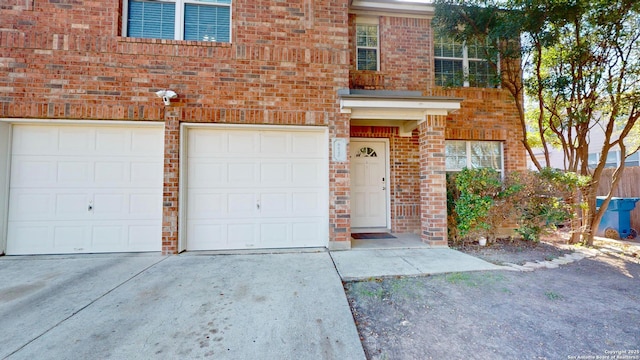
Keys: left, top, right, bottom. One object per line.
{"left": 340, "top": 98, "right": 461, "bottom": 119}
{"left": 349, "top": 0, "right": 435, "bottom": 18}
{"left": 341, "top": 95, "right": 461, "bottom": 136}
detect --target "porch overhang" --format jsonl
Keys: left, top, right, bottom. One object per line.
{"left": 349, "top": 0, "right": 435, "bottom": 19}
{"left": 339, "top": 90, "right": 462, "bottom": 136}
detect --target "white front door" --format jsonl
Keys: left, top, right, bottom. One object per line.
{"left": 185, "top": 126, "right": 329, "bottom": 250}
{"left": 6, "top": 124, "right": 164, "bottom": 255}
{"left": 350, "top": 140, "right": 388, "bottom": 228}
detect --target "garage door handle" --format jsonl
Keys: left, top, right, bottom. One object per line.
{"left": 88, "top": 201, "right": 93, "bottom": 212}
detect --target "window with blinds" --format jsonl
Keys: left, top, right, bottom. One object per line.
{"left": 126, "top": 0, "right": 231, "bottom": 42}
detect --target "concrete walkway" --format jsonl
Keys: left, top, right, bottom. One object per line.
{"left": 0, "top": 252, "right": 365, "bottom": 360}
{"left": 330, "top": 248, "right": 508, "bottom": 281}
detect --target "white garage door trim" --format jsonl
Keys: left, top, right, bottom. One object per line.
{"left": 179, "top": 123, "right": 329, "bottom": 251}
{"left": 0, "top": 121, "right": 10, "bottom": 255}
{"left": 2, "top": 120, "right": 164, "bottom": 255}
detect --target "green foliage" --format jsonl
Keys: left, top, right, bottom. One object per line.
{"left": 452, "top": 168, "right": 519, "bottom": 241}
{"left": 447, "top": 168, "right": 587, "bottom": 243}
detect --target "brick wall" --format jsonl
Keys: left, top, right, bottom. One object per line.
{"left": 347, "top": 12, "right": 526, "bottom": 173}
{"left": 347, "top": 11, "right": 527, "bottom": 242}
{"left": 1, "top": 0, "right": 352, "bottom": 253}
{"left": 349, "top": 14, "right": 432, "bottom": 91}
{"left": 429, "top": 87, "right": 528, "bottom": 172}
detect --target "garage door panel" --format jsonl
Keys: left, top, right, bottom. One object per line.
{"left": 132, "top": 129, "right": 164, "bottom": 155}
{"left": 260, "top": 133, "right": 288, "bottom": 155}
{"left": 260, "top": 192, "right": 288, "bottom": 215}
{"left": 7, "top": 225, "right": 52, "bottom": 255}
{"left": 56, "top": 193, "right": 89, "bottom": 216}
{"left": 8, "top": 191, "right": 53, "bottom": 220}
{"left": 228, "top": 132, "right": 257, "bottom": 154}
{"left": 292, "top": 221, "right": 323, "bottom": 246}
{"left": 188, "top": 160, "right": 224, "bottom": 187}
{"left": 93, "top": 194, "right": 125, "bottom": 215}
{"left": 189, "top": 131, "right": 226, "bottom": 156}
{"left": 292, "top": 192, "right": 322, "bottom": 215}
{"left": 260, "top": 163, "right": 289, "bottom": 183}
{"left": 91, "top": 225, "right": 124, "bottom": 250}
{"left": 94, "top": 161, "right": 126, "bottom": 183}
{"left": 186, "top": 127, "right": 328, "bottom": 250}
{"left": 129, "top": 194, "right": 163, "bottom": 218}
{"left": 11, "top": 158, "right": 56, "bottom": 187}
{"left": 131, "top": 161, "right": 163, "bottom": 185}
{"left": 292, "top": 162, "right": 323, "bottom": 185}
{"left": 260, "top": 223, "right": 288, "bottom": 246}
{"left": 292, "top": 132, "right": 324, "bottom": 156}
{"left": 59, "top": 127, "right": 93, "bottom": 153}
{"left": 228, "top": 163, "right": 256, "bottom": 184}
{"left": 57, "top": 161, "right": 91, "bottom": 183}
{"left": 188, "top": 223, "right": 225, "bottom": 250}
{"left": 7, "top": 124, "right": 163, "bottom": 255}
{"left": 128, "top": 225, "right": 161, "bottom": 250}
{"left": 54, "top": 226, "right": 87, "bottom": 249}
{"left": 11, "top": 126, "right": 57, "bottom": 154}
{"left": 228, "top": 193, "right": 257, "bottom": 216}
{"left": 95, "top": 129, "right": 128, "bottom": 154}
{"left": 228, "top": 223, "right": 257, "bottom": 247}
{"left": 187, "top": 191, "right": 225, "bottom": 218}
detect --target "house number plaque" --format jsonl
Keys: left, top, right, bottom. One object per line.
{"left": 332, "top": 138, "right": 347, "bottom": 162}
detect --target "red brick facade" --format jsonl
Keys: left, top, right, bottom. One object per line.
{"left": 348, "top": 13, "right": 527, "bottom": 237}
{"left": 1, "top": 1, "right": 526, "bottom": 253}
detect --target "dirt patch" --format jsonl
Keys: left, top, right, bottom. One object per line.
{"left": 345, "top": 241, "right": 640, "bottom": 359}
{"left": 453, "top": 238, "right": 574, "bottom": 265}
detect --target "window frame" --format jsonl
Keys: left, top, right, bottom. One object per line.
{"left": 355, "top": 17, "right": 380, "bottom": 71}
{"left": 434, "top": 35, "right": 499, "bottom": 88}
{"left": 122, "top": 0, "right": 233, "bottom": 43}
{"left": 445, "top": 140, "right": 504, "bottom": 176}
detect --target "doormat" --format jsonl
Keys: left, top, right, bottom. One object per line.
{"left": 351, "top": 233, "right": 397, "bottom": 240}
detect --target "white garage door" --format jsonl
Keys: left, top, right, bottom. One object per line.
{"left": 186, "top": 126, "right": 328, "bottom": 250}
{"left": 6, "top": 124, "right": 164, "bottom": 255}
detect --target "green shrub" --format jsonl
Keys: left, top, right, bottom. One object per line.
{"left": 453, "top": 168, "right": 517, "bottom": 242}
{"left": 446, "top": 167, "right": 586, "bottom": 244}
{"left": 509, "top": 168, "right": 588, "bottom": 241}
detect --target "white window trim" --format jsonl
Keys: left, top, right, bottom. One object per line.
{"left": 434, "top": 38, "right": 500, "bottom": 88}
{"left": 355, "top": 17, "right": 380, "bottom": 71}
{"left": 446, "top": 140, "right": 504, "bottom": 176}
{"left": 122, "top": 0, "right": 233, "bottom": 42}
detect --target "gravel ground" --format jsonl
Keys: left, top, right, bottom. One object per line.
{"left": 344, "top": 241, "right": 640, "bottom": 360}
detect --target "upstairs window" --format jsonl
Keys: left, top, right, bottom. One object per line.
{"left": 446, "top": 140, "right": 503, "bottom": 174}
{"left": 434, "top": 37, "right": 464, "bottom": 87}
{"left": 125, "top": 0, "right": 231, "bottom": 42}
{"left": 434, "top": 35, "right": 498, "bottom": 87}
{"left": 356, "top": 18, "right": 379, "bottom": 71}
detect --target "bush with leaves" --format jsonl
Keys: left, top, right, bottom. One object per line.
{"left": 508, "top": 168, "right": 589, "bottom": 241}
{"left": 452, "top": 168, "right": 519, "bottom": 243}
{"left": 447, "top": 167, "right": 588, "bottom": 244}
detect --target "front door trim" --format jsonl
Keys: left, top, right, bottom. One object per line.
{"left": 350, "top": 137, "right": 390, "bottom": 231}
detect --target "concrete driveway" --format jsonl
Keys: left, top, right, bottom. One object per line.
{"left": 0, "top": 252, "right": 365, "bottom": 360}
